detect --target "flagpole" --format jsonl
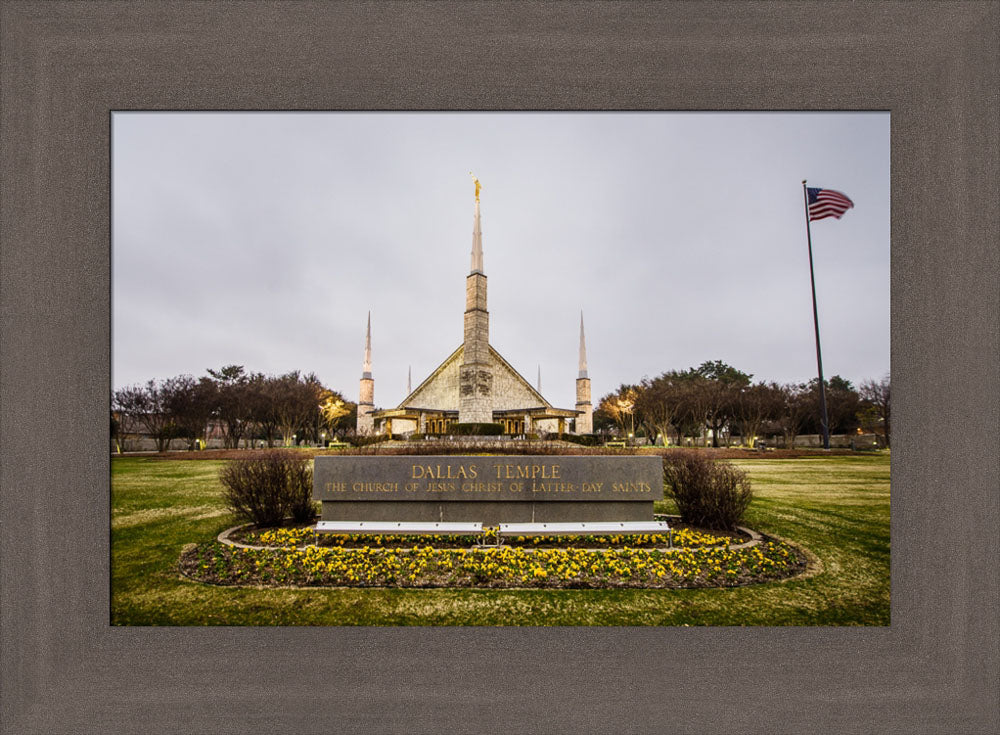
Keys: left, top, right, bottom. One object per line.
{"left": 802, "top": 180, "right": 831, "bottom": 450}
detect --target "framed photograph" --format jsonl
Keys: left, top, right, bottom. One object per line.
{"left": 2, "top": 2, "right": 996, "bottom": 733}
{"left": 109, "top": 109, "right": 890, "bottom": 625}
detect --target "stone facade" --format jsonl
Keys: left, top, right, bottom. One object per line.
{"left": 459, "top": 268, "right": 492, "bottom": 423}
{"left": 575, "top": 376, "right": 593, "bottom": 434}
{"left": 357, "top": 375, "right": 374, "bottom": 434}
{"left": 404, "top": 345, "right": 549, "bottom": 413}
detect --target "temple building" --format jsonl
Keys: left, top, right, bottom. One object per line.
{"left": 357, "top": 177, "right": 592, "bottom": 437}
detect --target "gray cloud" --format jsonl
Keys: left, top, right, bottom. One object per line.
{"left": 113, "top": 112, "right": 890, "bottom": 409}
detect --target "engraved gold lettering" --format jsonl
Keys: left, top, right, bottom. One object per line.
{"left": 494, "top": 463, "right": 561, "bottom": 480}
{"left": 611, "top": 481, "right": 646, "bottom": 493}
{"left": 352, "top": 482, "right": 399, "bottom": 493}
{"left": 413, "top": 464, "right": 479, "bottom": 479}
{"left": 461, "top": 481, "right": 501, "bottom": 493}
{"left": 531, "top": 482, "right": 574, "bottom": 493}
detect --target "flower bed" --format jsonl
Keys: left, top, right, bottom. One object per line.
{"left": 233, "top": 523, "right": 745, "bottom": 550}
{"left": 180, "top": 538, "right": 804, "bottom": 589}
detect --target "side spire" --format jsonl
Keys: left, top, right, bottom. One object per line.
{"left": 357, "top": 311, "right": 375, "bottom": 434}
{"left": 407, "top": 365, "right": 412, "bottom": 395}
{"left": 362, "top": 310, "right": 372, "bottom": 377}
{"left": 537, "top": 364, "right": 542, "bottom": 392}
{"left": 575, "top": 309, "right": 593, "bottom": 434}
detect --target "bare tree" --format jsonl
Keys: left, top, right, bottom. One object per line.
{"left": 671, "top": 374, "right": 710, "bottom": 446}
{"left": 695, "top": 361, "right": 751, "bottom": 447}
{"left": 804, "top": 375, "right": 861, "bottom": 435}
{"left": 734, "top": 382, "right": 785, "bottom": 448}
{"left": 596, "top": 385, "right": 639, "bottom": 439}
{"left": 319, "top": 388, "right": 352, "bottom": 442}
{"left": 207, "top": 365, "right": 251, "bottom": 449}
{"left": 162, "top": 375, "right": 217, "bottom": 450}
{"left": 243, "top": 374, "right": 280, "bottom": 448}
{"left": 635, "top": 371, "right": 686, "bottom": 446}
{"left": 274, "top": 371, "right": 324, "bottom": 446}
{"left": 774, "top": 383, "right": 811, "bottom": 448}
{"left": 112, "top": 380, "right": 177, "bottom": 452}
{"left": 859, "top": 375, "right": 891, "bottom": 447}
{"left": 111, "top": 412, "right": 124, "bottom": 453}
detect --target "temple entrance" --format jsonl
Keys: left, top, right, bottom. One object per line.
{"left": 501, "top": 418, "right": 524, "bottom": 435}
{"left": 427, "top": 418, "right": 454, "bottom": 435}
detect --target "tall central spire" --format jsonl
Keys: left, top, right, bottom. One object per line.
{"left": 578, "top": 311, "right": 588, "bottom": 378}
{"left": 470, "top": 174, "right": 484, "bottom": 274}
{"left": 459, "top": 175, "right": 493, "bottom": 423}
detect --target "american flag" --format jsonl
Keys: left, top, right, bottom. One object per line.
{"left": 807, "top": 187, "right": 854, "bottom": 221}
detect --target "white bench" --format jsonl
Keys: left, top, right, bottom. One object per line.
{"left": 313, "top": 520, "right": 486, "bottom": 547}
{"left": 314, "top": 520, "right": 484, "bottom": 536}
{"left": 496, "top": 520, "right": 672, "bottom": 546}
{"left": 311, "top": 520, "right": 671, "bottom": 547}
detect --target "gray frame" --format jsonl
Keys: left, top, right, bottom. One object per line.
{"left": 2, "top": 1, "right": 997, "bottom": 733}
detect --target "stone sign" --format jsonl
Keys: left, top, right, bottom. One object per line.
{"left": 314, "top": 455, "right": 662, "bottom": 524}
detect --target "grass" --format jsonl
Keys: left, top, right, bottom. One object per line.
{"left": 111, "top": 452, "right": 890, "bottom": 625}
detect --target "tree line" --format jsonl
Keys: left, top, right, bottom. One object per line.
{"left": 112, "top": 365, "right": 356, "bottom": 452}
{"left": 593, "top": 360, "right": 890, "bottom": 448}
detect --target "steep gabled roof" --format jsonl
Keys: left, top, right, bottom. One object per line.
{"left": 399, "top": 344, "right": 463, "bottom": 409}
{"left": 397, "top": 344, "right": 552, "bottom": 412}
{"left": 486, "top": 345, "right": 550, "bottom": 408}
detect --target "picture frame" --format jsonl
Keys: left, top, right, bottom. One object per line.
{"left": 1, "top": 2, "right": 996, "bottom": 732}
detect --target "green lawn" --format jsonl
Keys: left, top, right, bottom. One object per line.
{"left": 111, "top": 453, "right": 890, "bottom": 625}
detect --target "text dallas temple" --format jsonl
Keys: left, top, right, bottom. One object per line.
{"left": 356, "top": 177, "right": 593, "bottom": 438}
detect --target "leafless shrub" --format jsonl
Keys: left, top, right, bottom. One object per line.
{"left": 219, "top": 450, "right": 315, "bottom": 527}
{"left": 663, "top": 450, "right": 752, "bottom": 530}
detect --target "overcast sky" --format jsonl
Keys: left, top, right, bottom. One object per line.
{"left": 112, "top": 112, "right": 889, "bottom": 410}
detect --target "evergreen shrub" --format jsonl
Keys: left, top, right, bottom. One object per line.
{"left": 451, "top": 422, "right": 505, "bottom": 436}
{"left": 561, "top": 433, "right": 600, "bottom": 447}
{"left": 350, "top": 434, "right": 392, "bottom": 447}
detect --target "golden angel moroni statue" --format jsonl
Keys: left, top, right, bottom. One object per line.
{"left": 469, "top": 172, "right": 482, "bottom": 202}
